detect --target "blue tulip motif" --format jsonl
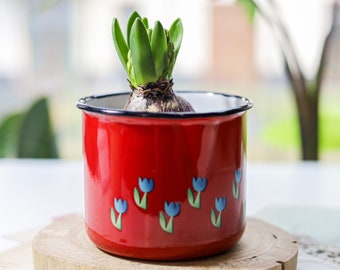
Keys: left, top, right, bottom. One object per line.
{"left": 159, "top": 201, "right": 181, "bottom": 233}
{"left": 211, "top": 197, "right": 227, "bottom": 228}
{"left": 115, "top": 198, "right": 128, "bottom": 213}
{"left": 188, "top": 177, "right": 207, "bottom": 208}
{"left": 232, "top": 168, "right": 242, "bottom": 200}
{"left": 134, "top": 177, "right": 154, "bottom": 210}
{"left": 111, "top": 198, "right": 128, "bottom": 231}
{"left": 165, "top": 202, "right": 181, "bottom": 217}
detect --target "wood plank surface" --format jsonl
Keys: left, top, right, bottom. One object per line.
{"left": 32, "top": 215, "right": 298, "bottom": 270}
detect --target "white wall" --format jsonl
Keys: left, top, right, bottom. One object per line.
{"left": 254, "top": 0, "right": 335, "bottom": 79}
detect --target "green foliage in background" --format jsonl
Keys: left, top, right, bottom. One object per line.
{"left": 237, "top": 0, "right": 257, "bottom": 22}
{"left": 237, "top": 0, "right": 339, "bottom": 160}
{"left": 263, "top": 106, "right": 340, "bottom": 151}
{"left": 0, "top": 97, "right": 59, "bottom": 158}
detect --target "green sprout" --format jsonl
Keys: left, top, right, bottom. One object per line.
{"left": 111, "top": 11, "right": 194, "bottom": 112}
{"left": 112, "top": 11, "right": 183, "bottom": 89}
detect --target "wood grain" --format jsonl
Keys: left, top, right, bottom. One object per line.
{"left": 32, "top": 215, "right": 298, "bottom": 270}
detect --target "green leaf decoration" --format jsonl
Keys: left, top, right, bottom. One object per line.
{"left": 17, "top": 97, "right": 58, "bottom": 158}
{"left": 211, "top": 209, "right": 222, "bottom": 228}
{"left": 134, "top": 187, "right": 141, "bottom": 206}
{"left": 110, "top": 207, "right": 117, "bottom": 225}
{"left": 129, "top": 18, "right": 157, "bottom": 85}
{"left": 216, "top": 212, "right": 222, "bottom": 228}
{"left": 188, "top": 188, "right": 202, "bottom": 208}
{"left": 140, "top": 192, "right": 147, "bottom": 210}
{"left": 194, "top": 192, "right": 201, "bottom": 208}
{"left": 159, "top": 212, "right": 167, "bottom": 231}
{"left": 211, "top": 209, "right": 217, "bottom": 227}
{"left": 111, "top": 208, "right": 122, "bottom": 230}
{"left": 237, "top": 0, "right": 257, "bottom": 22}
{"left": 166, "top": 217, "right": 174, "bottom": 234}
{"left": 134, "top": 187, "right": 148, "bottom": 210}
{"left": 151, "top": 21, "right": 168, "bottom": 78}
{"left": 187, "top": 188, "right": 195, "bottom": 207}
{"left": 232, "top": 181, "right": 237, "bottom": 199}
{"left": 112, "top": 18, "right": 129, "bottom": 73}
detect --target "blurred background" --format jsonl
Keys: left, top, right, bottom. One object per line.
{"left": 0, "top": 0, "right": 339, "bottom": 161}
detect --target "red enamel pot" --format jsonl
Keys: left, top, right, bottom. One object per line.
{"left": 77, "top": 91, "right": 252, "bottom": 260}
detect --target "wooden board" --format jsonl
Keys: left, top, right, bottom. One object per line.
{"left": 32, "top": 215, "right": 298, "bottom": 270}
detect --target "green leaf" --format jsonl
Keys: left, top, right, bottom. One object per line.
{"left": 127, "top": 11, "right": 141, "bottom": 47}
{"left": 0, "top": 113, "right": 23, "bottom": 157}
{"left": 147, "top": 28, "right": 152, "bottom": 41}
{"left": 127, "top": 50, "right": 136, "bottom": 85}
{"left": 142, "top": 17, "right": 149, "bottom": 29}
{"left": 112, "top": 12, "right": 185, "bottom": 86}
{"left": 17, "top": 97, "right": 58, "bottom": 158}
{"left": 237, "top": 0, "right": 257, "bottom": 23}
{"left": 112, "top": 18, "right": 129, "bottom": 72}
{"left": 169, "top": 18, "right": 183, "bottom": 62}
{"left": 151, "top": 21, "right": 168, "bottom": 78}
{"left": 0, "top": 97, "right": 58, "bottom": 158}
{"left": 129, "top": 18, "right": 156, "bottom": 85}
{"left": 168, "top": 18, "right": 183, "bottom": 76}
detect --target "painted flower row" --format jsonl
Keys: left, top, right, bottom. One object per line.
{"left": 111, "top": 169, "right": 242, "bottom": 233}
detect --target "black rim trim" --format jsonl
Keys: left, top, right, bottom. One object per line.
{"left": 76, "top": 91, "right": 253, "bottom": 119}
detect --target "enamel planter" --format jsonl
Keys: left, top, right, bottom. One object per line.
{"left": 77, "top": 91, "right": 252, "bottom": 260}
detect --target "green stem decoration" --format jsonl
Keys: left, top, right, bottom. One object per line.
{"left": 134, "top": 188, "right": 148, "bottom": 210}
{"left": 110, "top": 208, "right": 122, "bottom": 231}
{"left": 188, "top": 188, "right": 202, "bottom": 208}
{"left": 159, "top": 213, "right": 174, "bottom": 234}
{"left": 232, "top": 181, "right": 240, "bottom": 200}
{"left": 211, "top": 209, "right": 223, "bottom": 228}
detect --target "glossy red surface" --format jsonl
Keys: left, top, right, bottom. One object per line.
{"left": 82, "top": 110, "right": 248, "bottom": 260}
